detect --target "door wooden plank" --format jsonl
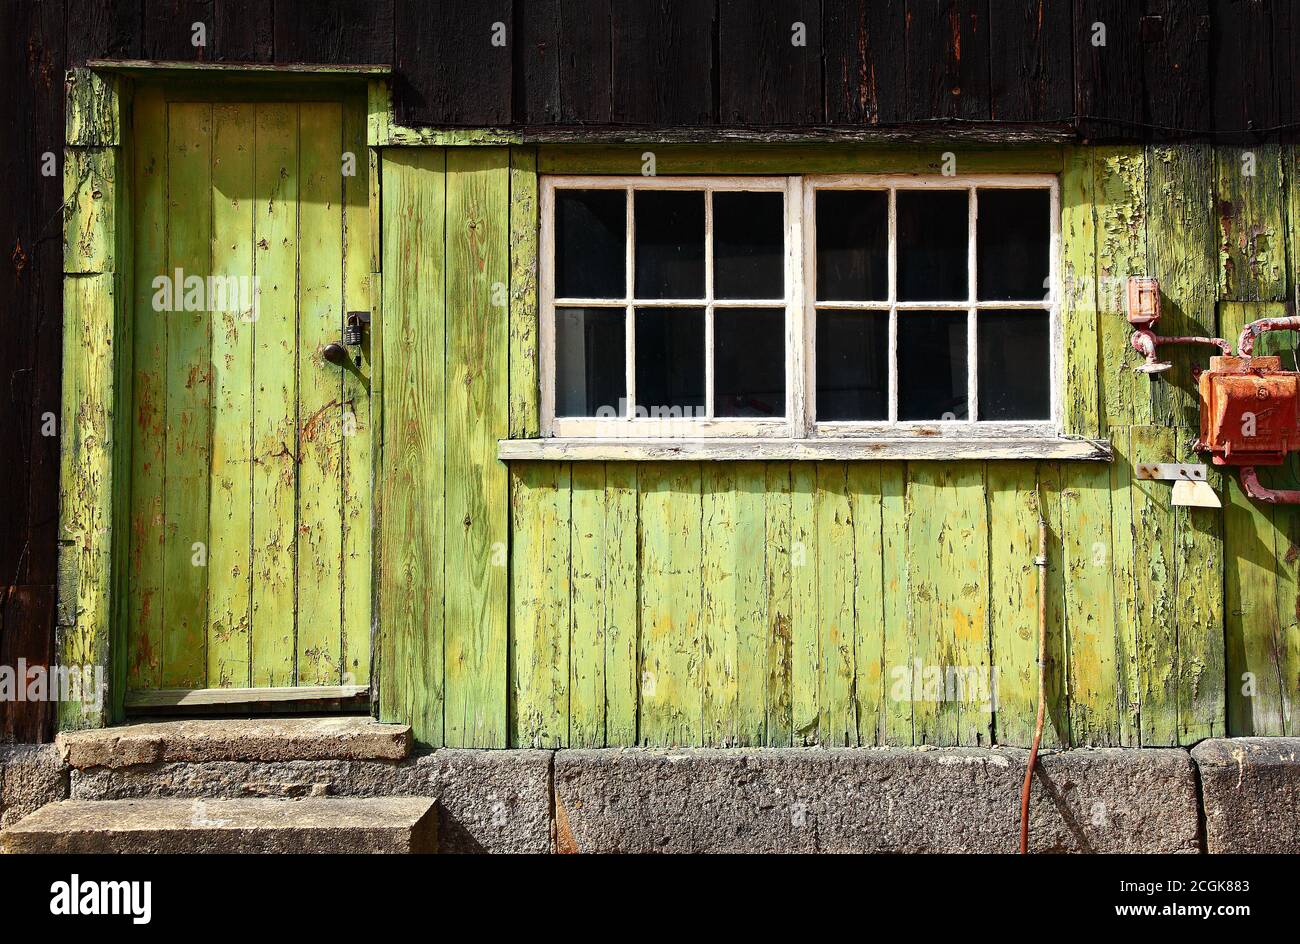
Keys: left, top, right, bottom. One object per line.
{"left": 1219, "top": 301, "right": 1289, "bottom": 735}
{"left": 127, "top": 86, "right": 168, "bottom": 691}
{"left": 907, "top": 463, "right": 992, "bottom": 746}
{"left": 1041, "top": 463, "right": 1069, "bottom": 748}
{"left": 789, "top": 462, "right": 818, "bottom": 743}
{"left": 161, "top": 102, "right": 212, "bottom": 689}
{"left": 1131, "top": 425, "right": 1180, "bottom": 745}
{"left": 60, "top": 271, "right": 118, "bottom": 729}
{"left": 1174, "top": 430, "right": 1226, "bottom": 741}
{"left": 700, "top": 463, "right": 767, "bottom": 746}
{"left": 815, "top": 462, "right": 857, "bottom": 746}
{"left": 763, "top": 462, "right": 793, "bottom": 746}
{"left": 510, "top": 460, "right": 570, "bottom": 747}
{"left": 988, "top": 462, "right": 1069, "bottom": 748}
{"left": 1147, "top": 144, "right": 1216, "bottom": 428}
{"left": 250, "top": 103, "right": 299, "bottom": 688}
{"left": 508, "top": 146, "right": 540, "bottom": 438}
{"left": 1094, "top": 146, "right": 1150, "bottom": 430}
{"left": 569, "top": 462, "right": 604, "bottom": 747}
{"left": 206, "top": 102, "right": 256, "bottom": 688}
{"left": 1108, "top": 426, "right": 1141, "bottom": 745}
{"left": 638, "top": 462, "right": 703, "bottom": 746}
{"left": 1215, "top": 145, "right": 1287, "bottom": 302}
{"left": 1062, "top": 462, "right": 1122, "bottom": 745}
{"left": 733, "top": 462, "right": 768, "bottom": 747}
{"left": 848, "top": 463, "right": 884, "bottom": 746}
{"left": 1061, "top": 146, "right": 1101, "bottom": 439}
{"left": 443, "top": 147, "right": 510, "bottom": 747}
{"left": 880, "top": 462, "right": 911, "bottom": 744}
{"left": 700, "top": 464, "right": 740, "bottom": 746}
{"left": 377, "top": 149, "right": 446, "bottom": 746}
{"left": 295, "top": 101, "right": 346, "bottom": 686}
{"left": 987, "top": 462, "right": 1040, "bottom": 747}
{"left": 603, "top": 462, "right": 639, "bottom": 745}
{"left": 341, "top": 95, "right": 373, "bottom": 687}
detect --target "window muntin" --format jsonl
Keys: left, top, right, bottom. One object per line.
{"left": 540, "top": 174, "right": 1059, "bottom": 440}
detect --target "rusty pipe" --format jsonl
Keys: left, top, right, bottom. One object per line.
{"left": 1239, "top": 466, "right": 1300, "bottom": 504}
{"left": 1238, "top": 315, "right": 1300, "bottom": 358}
{"left": 1019, "top": 512, "right": 1049, "bottom": 855}
{"left": 1130, "top": 329, "right": 1233, "bottom": 372}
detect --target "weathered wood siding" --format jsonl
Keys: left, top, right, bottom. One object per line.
{"left": 9, "top": 1, "right": 1300, "bottom": 743}
{"left": 378, "top": 148, "right": 512, "bottom": 747}
{"left": 378, "top": 141, "right": 1300, "bottom": 748}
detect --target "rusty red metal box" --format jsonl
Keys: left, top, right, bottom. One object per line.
{"left": 1198, "top": 356, "right": 1299, "bottom": 465}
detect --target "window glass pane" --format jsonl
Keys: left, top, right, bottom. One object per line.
{"left": 977, "top": 311, "right": 1050, "bottom": 420}
{"left": 635, "top": 307, "right": 705, "bottom": 416}
{"left": 555, "top": 307, "right": 626, "bottom": 417}
{"left": 898, "top": 310, "right": 968, "bottom": 420}
{"left": 816, "top": 190, "right": 888, "bottom": 301}
{"left": 815, "top": 310, "right": 888, "bottom": 420}
{"left": 715, "top": 307, "right": 785, "bottom": 417}
{"left": 635, "top": 191, "right": 705, "bottom": 299}
{"left": 896, "top": 189, "right": 968, "bottom": 301}
{"left": 977, "top": 189, "right": 1050, "bottom": 301}
{"left": 713, "top": 191, "right": 785, "bottom": 300}
{"left": 556, "top": 190, "right": 626, "bottom": 298}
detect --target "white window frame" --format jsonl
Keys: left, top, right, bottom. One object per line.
{"left": 538, "top": 173, "right": 1061, "bottom": 443}
{"left": 804, "top": 174, "right": 1062, "bottom": 439}
{"left": 540, "top": 175, "right": 801, "bottom": 439}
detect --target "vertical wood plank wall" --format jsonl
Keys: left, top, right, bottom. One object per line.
{"left": 379, "top": 143, "right": 1300, "bottom": 748}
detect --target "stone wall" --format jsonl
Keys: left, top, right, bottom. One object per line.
{"left": 3, "top": 740, "right": 1297, "bottom": 853}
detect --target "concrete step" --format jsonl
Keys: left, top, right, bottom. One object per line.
{"left": 58, "top": 717, "right": 412, "bottom": 769}
{"left": 0, "top": 797, "right": 436, "bottom": 853}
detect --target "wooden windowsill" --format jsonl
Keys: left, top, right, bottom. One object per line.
{"left": 498, "top": 437, "right": 1112, "bottom": 462}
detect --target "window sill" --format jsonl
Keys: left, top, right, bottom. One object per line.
{"left": 498, "top": 437, "right": 1112, "bottom": 462}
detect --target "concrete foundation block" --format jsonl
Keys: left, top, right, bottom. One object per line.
{"left": 553, "top": 747, "right": 1200, "bottom": 853}
{"left": 57, "top": 717, "right": 411, "bottom": 769}
{"left": 1192, "top": 737, "right": 1300, "bottom": 853}
{"left": 424, "top": 750, "right": 553, "bottom": 854}
{"left": 71, "top": 749, "right": 553, "bottom": 853}
{"left": 0, "top": 797, "right": 436, "bottom": 854}
{"left": 0, "top": 744, "right": 69, "bottom": 829}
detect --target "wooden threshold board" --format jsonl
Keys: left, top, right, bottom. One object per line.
{"left": 125, "top": 685, "right": 370, "bottom": 711}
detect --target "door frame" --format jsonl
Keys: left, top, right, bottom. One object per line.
{"left": 58, "top": 62, "right": 387, "bottom": 730}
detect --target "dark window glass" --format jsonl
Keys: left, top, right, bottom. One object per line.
{"left": 897, "top": 190, "right": 968, "bottom": 301}
{"left": 556, "top": 190, "right": 626, "bottom": 298}
{"left": 816, "top": 190, "right": 888, "bottom": 301}
{"left": 714, "top": 308, "right": 786, "bottom": 417}
{"left": 977, "top": 311, "right": 1050, "bottom": 420}
{"left": 635, "top": 191, "right": 705, "bottom": 299}
{"left": 977, "top": 189, "right": 1050, "bottom": 301}
{"left": 898, "top": 310, "right": 968, "bottom": 420}
{"left": 635, "top": 307, "right": 705, "bottom": 415}
{"left": 554, "top": 307, "right": 626, "bottom": 417}
{"left": 815, "top": 310, "right": 888, "bottom": 420}
{"left": 713, "top": 191, "right": 785, "bottom": 299}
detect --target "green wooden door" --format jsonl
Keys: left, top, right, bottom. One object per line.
{"left": 126, "top": 89, "right": 372, "bottom": 699}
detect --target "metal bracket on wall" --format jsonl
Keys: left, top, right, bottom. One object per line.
{"left": 1135, "top": 463, "right": 1207, "bottom": 481}
{"left": 1135, "top": 463, "right": 1220, "bottom": 508}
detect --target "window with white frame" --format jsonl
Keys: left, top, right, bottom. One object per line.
{"left": 539, "top": 174, "right": 1058, "bottom": 440}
